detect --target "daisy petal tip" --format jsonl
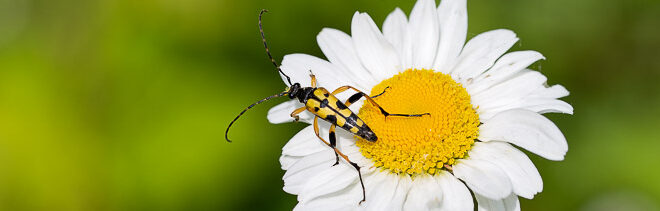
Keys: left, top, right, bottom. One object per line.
{"left": 553, "top": 84, "right": 571, "bottom": 97}
{"left": 414, "top": 0, "right": 437, "bottom": 9}
{"left": 518, "top": 189, "right": 541, "bottom": 200}
{"left": 283, "top": 185, "right": 297, "bottom": 195}
{"left": 393, "top": 7, "right": 405, "bottom": 15}
{"left": 525, "top": 50, "right": 545, "bottom": 60}
{"left": 491, "top": 29, "right": 519, "bottom": 45}
{"left": 267, "top": 104, "right": 294, "bottom": 124}
{"left": 479, "top": 28, "right": 517, "bottom": 41}
{"left": 557, "top": 101, "right": 574, "bottom": 115}
{"left": 317, "top": 27, "right": 335, "bottom": 37}
{"left": 553, "top": 150, "right": 569, "bottom": 162}
{"left": 498, "top": 28, "right": 517, "bottom": 37}
{"left": 480, "top": 109, "right": 568, "bottom": 161}
{"left": 438, "top": 0, "right": 467, "bottom": 11}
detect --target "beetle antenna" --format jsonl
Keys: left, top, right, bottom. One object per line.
{"left": 226, "top": 91, "right": 288, "bottom": 142}
{"left": 259, "top": 9, "right": 293, "bottom": 86}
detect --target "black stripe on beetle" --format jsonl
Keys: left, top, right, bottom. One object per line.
{"left": 325, "top": 114, "right": 337, "bottom": 124}
{"left": 348, "top": 93, "right": 362, "bottom": 104}
{"left": 320, "top": 99, "right": 329, "bottom": 108}
{"left": 336, "top": 100, "right": 348, "bottom": 109}
{"left": 329, "top": 131, "right": 337, "bottom": 147}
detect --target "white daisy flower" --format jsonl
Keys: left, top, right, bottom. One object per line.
{"left": 267, "top": 0, "right": 573, "bottom": 210}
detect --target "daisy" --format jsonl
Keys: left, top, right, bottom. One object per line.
{"left": 267, "top": 0, "right": 572, "bottom": 210}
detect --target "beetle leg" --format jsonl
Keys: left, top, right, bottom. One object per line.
{"left": 333, "top": 85, "right": 430, "bottom": 117}
{"left": 290, "top": 106, "right": 307, "bottom": 122}
{"left": 313, "top": 116, "right": 367, "bottom": 203}
{"left": 309, "top": 71, "right": 317, "bottom": 88}
{"left": 313, "top": 117, "right": 339, "bottom": 163}
{"left": 312, "top": 117, "right": 331, "bottom": 145}
{"left": 370, "top": 86, "right": 390, "bottom": 98}
{"left": 329, "top": 124, "right": 339, "bottom": 166}
{"left": 331, "top": 85, "right": 388, "bottom": 98}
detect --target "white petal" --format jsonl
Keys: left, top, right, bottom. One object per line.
{"left": 475, "top": 193, "right": 520, "bottom": 211}
{"left": 403, "top": 174, "right": 442, "bottom": 210}
{"left": 384, "top": 175, "right": 413, "bottom": 210}
{"left": 479, "top": 109, "right": 568, "bottom": 161}
{"left": 343, "top": 143, "right": 371, "bottom": 167}
{"left": 299, "top": 164, "right": 358, "bottom": 203}
{"left": 279, "top": 120, "right": 359, "bottom": 164}
{"left": 281, "top": 53, "right": 350, "bottom": 91}
{"left": 294, "top": 168, "right": 376, "bottom": 210}
{"left": 453, "top": 158, "right": 512, "bottom": 199}
{"left": 280, "top": 155, "right": 297, "bottom": 170}
{"left": 294, "top": 201, "right": 353, "bottom": 211}
{"left": 503, "top": 194, "right": 520, "bottom": 211}
{"left": 523, "top": 85, "right": 572, "bottom": 115}
{"left": 521, "top": 97, "right": 573, "bottom": 115}
{"left": 473, "top": 70, "right": 573, "bottom": 119}
{"left": 282, "top": 126, "right": 327, "bottom": 157}
{"left": 268, "top": 100, "right": 298, "bottom": 124}
{"left": 436, "top": 171, "right": 473, "bottom": 211}
{"left": 472, "top": 70, "right": 546, "bottom": 120}
{"left": 468, "top": 50, "right": 545, "bottom": 94}
{"left": 473, "top": 71, "right": 547, "bottom": 106}
{"left": 317, "top": 28, "right": 377, "bottom": 89}
{"left": 433, "top": 0, "right": 467, "bottom": 73}
{"left": 268, "top": 100, "right": 315, "bottom": 124}
{"left": 351, "top": 12, "right": 401, "bottom": 81}
{"left": 530, "top": 84, "right": 569, "bottom": 98}
{"left": 382, "top": 8, "right": 408, "bottom": 61}
{"left": 469, "top": 142, "right": 543, "bottom": 199}
{"left": 283, "top": 150, "right": 336, "bottom": 194}
{"left": 517, "top": 84, "right": 572, "bottom": 115}
{"left": 362, "top": 172, "right": 400, "bottom": 211}
{"left": 451, "top": 29, "right": 518, "bottom": 82}
{"left": 294, "top": 184, "right": 360, "bottom": 211}
{"left": 475, "top": 193, "right": 504, "bottom": 211}
{"left": 406, "top": 0, "right": 439, "bottom": 69}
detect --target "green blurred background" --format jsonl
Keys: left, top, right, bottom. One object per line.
{"left": 0, "top": 0, "right": 659, "bottom": 210}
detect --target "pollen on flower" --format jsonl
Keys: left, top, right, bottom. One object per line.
{"left": 355, "top": 69, "right": 480, "bottom": 176}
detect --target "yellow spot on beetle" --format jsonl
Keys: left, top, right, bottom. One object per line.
{"left": 356, "top": 69, "right": 479, "bottom": 176}
{"left": 350, "top": 127, "right": 359, "bottom": 134}
{"left": 339, "top": 109, "right": 353, "bottom": 118}
{"left": 336, "top": 116, "right": 346, "bottom": 126}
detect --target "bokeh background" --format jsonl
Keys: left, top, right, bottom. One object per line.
{"left": 1, "top": 0, "right": 659, "bottom": 210}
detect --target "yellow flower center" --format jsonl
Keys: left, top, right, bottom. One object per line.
{"left": 355, "top": 69, "right": 480, "bottom": 176}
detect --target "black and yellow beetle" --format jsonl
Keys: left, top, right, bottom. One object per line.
{"left": 225, "top": 9, "right": 429, "bottom": 203}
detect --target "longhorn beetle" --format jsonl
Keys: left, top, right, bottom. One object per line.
{"left": 225, "top": 9, "right": 430, "bottom": 203}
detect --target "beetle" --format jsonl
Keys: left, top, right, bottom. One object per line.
{"left": 225, "top": 9, "right": 429, "bottom": 203}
